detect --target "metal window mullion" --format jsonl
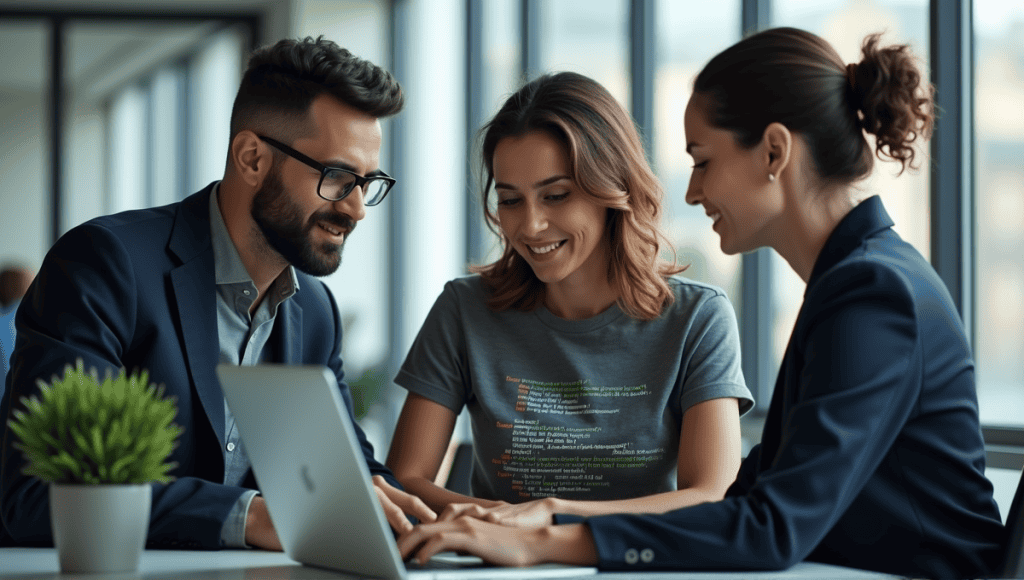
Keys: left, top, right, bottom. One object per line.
{"left": 929, "top": 0, "right": 974, "bottom": 347}
{"left": 740, "top": 0, "right": 774, "bottom": 412}
{"left": 520, "top": 0, "right": 541, "bottom": 80}
{"left": 144, "top": 81, "right": 155, "bottom": 209}
{"left": 629, "top": 0, "right": 655, "bottom": 160}
{"left": 389, "top": 0, "right": 411, "bottom": 381}
{"left": 466, "top": 0, "right": 485, "bottom": 267}
{"left": 175, "top": 60, "right": 188, "bottom": 201}
{"left": 50, "top": 17, "right": 65, "bottom": 242}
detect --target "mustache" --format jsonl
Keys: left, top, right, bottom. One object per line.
{"left": 311, "top": 211, "right": 357, "bottom": 234}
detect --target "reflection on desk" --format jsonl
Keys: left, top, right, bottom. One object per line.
{"left": 0, "top": 548, "right": 905, "bottom": 579}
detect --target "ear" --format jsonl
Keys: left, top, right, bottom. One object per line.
{"left": 229, "top": 130, "right": 272, "bottom": 188}
{"left": 762, "top": 122, "right": 792, "bottom": 181}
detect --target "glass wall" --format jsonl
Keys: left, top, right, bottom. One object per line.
{"left": 974, "top": 0, "right": 1024, "bottom": 428}
{"left": 653, "top": 0, "right": 743, "bottom": 306}
{"left": 771, "top": 0, "right": 931, "bottom": 371}
{"left": 0, "top": 20, "right": 49, "bottom": 269}
{"left": 536, "top": 0, "right": 630, "bottom": 108}
{"left": 469, "top": 0, "right": 522, "bottom": 267}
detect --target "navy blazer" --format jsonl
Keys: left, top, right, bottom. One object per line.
{"left": 568, "top": 197, "right": 1005, "bottom": 579}
{"left": 1, "top": 184, "right": 398, "bottom": 549}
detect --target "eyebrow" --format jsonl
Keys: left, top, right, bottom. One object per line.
{"left": 323, "top": 159, "right": 386, "bottom": 178}
{"left": 494, "top": 174, "right": 571, "bottom": 191}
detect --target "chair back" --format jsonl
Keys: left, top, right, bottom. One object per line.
{"left": 1002, "top": 467, "right": 1024, "bottom": 578}
{"left": 444, "top": 442, "right": 473, "bottom": 497}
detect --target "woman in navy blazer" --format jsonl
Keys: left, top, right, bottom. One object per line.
{"left": 397, "top": 27, "right": 1006, "bottom": 579}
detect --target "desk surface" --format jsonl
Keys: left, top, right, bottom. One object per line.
{"left": 0, "top": 548, "right": 903, "bottom": 579}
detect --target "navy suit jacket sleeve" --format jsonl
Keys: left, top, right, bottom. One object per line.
{"left": 582, "top": 261, "right": 922, "bottom": 571}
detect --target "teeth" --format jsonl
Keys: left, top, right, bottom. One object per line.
{"left": 321, "top": 223, "right": 341, "bottom": 236}
{"left": 530, "top": 241, "right": 562, "bottom": 254}
{"left": 709, "top": 213, "right": 721, "bottom": 223}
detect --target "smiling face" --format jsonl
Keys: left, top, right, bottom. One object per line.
{"left": 492, "top": 131, "right": 610, "bottom": 289}
{"left": 683, "top": 93, "right": 782, "bottom": 255}
{"left": 251, "top": 94, "right": 381, "bottom": 276}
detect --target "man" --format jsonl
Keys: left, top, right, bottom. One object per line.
{"left": 1, "top": 36, "right": 433, "bottom": 550}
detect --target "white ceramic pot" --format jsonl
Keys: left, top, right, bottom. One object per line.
{"left": 49, "top": 483, "right": 152, "bottom": 573}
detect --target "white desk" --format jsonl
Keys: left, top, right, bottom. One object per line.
{"left": 0, "top": 548, "right": 904, "bottom": 579}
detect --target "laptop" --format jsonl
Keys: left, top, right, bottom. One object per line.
{"left": 216, "top": 364, "right": 598, "bottom": 580}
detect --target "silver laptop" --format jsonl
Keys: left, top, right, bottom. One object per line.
{"left": 216, "top": 363, "right": 597, "bottom": 580}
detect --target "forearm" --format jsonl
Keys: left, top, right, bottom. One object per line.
{"left": 399, "top": 475, "right": 502, "bottom": 514}
{"left": 552, "top": 485, "right": 726, "bottom": 519}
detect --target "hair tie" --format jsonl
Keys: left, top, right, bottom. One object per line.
{"left": 845, "top": 63, "right": 859, "bottom": 91}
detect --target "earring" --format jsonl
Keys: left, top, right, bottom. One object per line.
{"left": 768, "top": 173, "right": 775, "bottom": 182}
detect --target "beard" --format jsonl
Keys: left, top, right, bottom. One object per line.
{"left": 250, "top": 167, "right": 356, "bottom": 277}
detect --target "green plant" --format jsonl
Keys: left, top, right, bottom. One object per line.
{"left": 7, "top": 360, "right": 184, "bottom": 484}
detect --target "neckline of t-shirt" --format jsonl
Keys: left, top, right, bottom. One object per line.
{"left": 534, "top": 301, "right": 625, "bottom": 333}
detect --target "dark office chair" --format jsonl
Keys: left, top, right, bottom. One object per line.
{"left": 444, "top": 442, "right": 474, "bottom": 497}
{"left": 1002, "top": 467, "right": 1024, "bottom": 578}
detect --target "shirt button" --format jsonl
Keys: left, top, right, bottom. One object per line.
{"left": 640, "top": 548, "right": 654, "bottom": 563}
{"left": 226, "top": 442, "right": 236, "bottom": 452}
{"left": 624, "top": 548, "right": 639, "bottom": 564}
{"left": 243, "top": 290, "right": 251, "bottom": 296}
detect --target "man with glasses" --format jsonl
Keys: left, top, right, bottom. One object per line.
{"left": 1, "top": 36, "right": 434, "bottom": 550}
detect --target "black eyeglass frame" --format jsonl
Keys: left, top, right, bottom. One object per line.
{"left": 257, "top": 135, "right": 396, "bottom": 205}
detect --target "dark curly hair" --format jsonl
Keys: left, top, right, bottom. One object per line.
{"left": 693, "top": 27, "right": 934, "bottom": 182}
{"left": 229, "top": 35, "right": 403, "bottom": 141}
{"left": 472, "top": 72, "right": 683, "bottom": 320}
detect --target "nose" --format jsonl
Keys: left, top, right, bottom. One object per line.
{"left": 684, "top": 173, "right": 701, "bottom": 206}
{"left": 522, "top": 201, "right": 548, "bottom": 236}
{"left": 333, "top": 185, "right": 367, "bottom": 222}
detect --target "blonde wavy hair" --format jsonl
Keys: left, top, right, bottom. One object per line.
{"left": 471, "top": 72, "right": 683, "bottom": 320}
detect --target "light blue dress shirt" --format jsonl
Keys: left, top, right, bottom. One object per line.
{"left": 209, "top": 186, "right": 299, "bottom": 547}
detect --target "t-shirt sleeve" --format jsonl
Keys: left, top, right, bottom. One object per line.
{"left": 394, "top": 282, "right": 469, "bottom": 413}
{"left": 678, "top": 293, "right": 754, "bottom": 415}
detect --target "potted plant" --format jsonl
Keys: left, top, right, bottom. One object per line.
{"left": 7, "top": 360, "right": 183, "bottom": 573}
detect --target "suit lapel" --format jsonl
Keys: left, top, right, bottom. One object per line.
{"left": 276, "top": 297, "right": 303, "bottom": 364}
{"left": 167, "top": 184, "right": 226, "bottom": 448}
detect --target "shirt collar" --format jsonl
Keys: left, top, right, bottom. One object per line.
{"left": 807, "top": 195, "right": 895, "bottom": 288}
{"left": 208, "top": 183, "right": 300, "bottom": 295}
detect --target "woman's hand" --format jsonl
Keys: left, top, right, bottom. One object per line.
{"left": 438, "top": 497, "right": 562, "bottom": 528}
{"left": 397, "top": 517, "right": 597, "bottom": 567}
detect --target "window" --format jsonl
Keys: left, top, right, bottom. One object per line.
{"left": 771, "top": 0, "right": 931, "bottom": 371}
{"left": 653, "top": 0, "right": 742, "bottom": 302}
{"left": 973, "top": 0, "right": 1024, "bottom": 427}
{"left": 536, "top": 0, "right": 630, "bottom": 107}
{"left": 468, "top": 0, "right": 521, "bottom": 267}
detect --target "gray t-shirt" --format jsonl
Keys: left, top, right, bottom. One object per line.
{"left": 396, "top": 275, "right": 753, "bottom": 503}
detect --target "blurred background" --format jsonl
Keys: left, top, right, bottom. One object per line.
{"left": 1, "top": 0, "right": 1021, "bottom": 517}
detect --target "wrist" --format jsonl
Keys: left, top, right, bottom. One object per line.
{"left": 536, "top": 523, "right": 598, "bottom": 565}
{"left": 545, "top": 496, "right": 573, "bottom": 517}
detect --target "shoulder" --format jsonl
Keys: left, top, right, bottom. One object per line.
{"left": 293, "top": 273, "right": 338, "bottom": 316}
{"left": 427, "top": 275, "right": 493, "bottom": 315}
{"left": 78, "top": 202, "right": 180, "bottom": 242}
{"left": 443, "top": 274, "right": 490, "bottom": 301}
{"left": 799, "top": 240, "right": 930, "bottom": 344}
{"left": 663, "top": 276, "right": 736, "bottom": 320}
{"left": 807, "top": 241, "right": 921, "bottom": 313}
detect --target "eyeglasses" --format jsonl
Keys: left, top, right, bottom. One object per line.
{"left": 257, "top": 135, "right": 396, "bottom": 206}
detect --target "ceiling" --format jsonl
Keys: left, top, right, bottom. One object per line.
{"left": 0, "top": 1, "right": 269, "bottom": 100}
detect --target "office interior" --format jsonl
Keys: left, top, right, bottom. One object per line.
{"left": 0, "top": 0, "right": 1021, "bottom": 523}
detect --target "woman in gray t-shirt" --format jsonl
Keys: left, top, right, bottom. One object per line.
{"left": 386, "top": 72, "right": 753, "bottom": 527}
